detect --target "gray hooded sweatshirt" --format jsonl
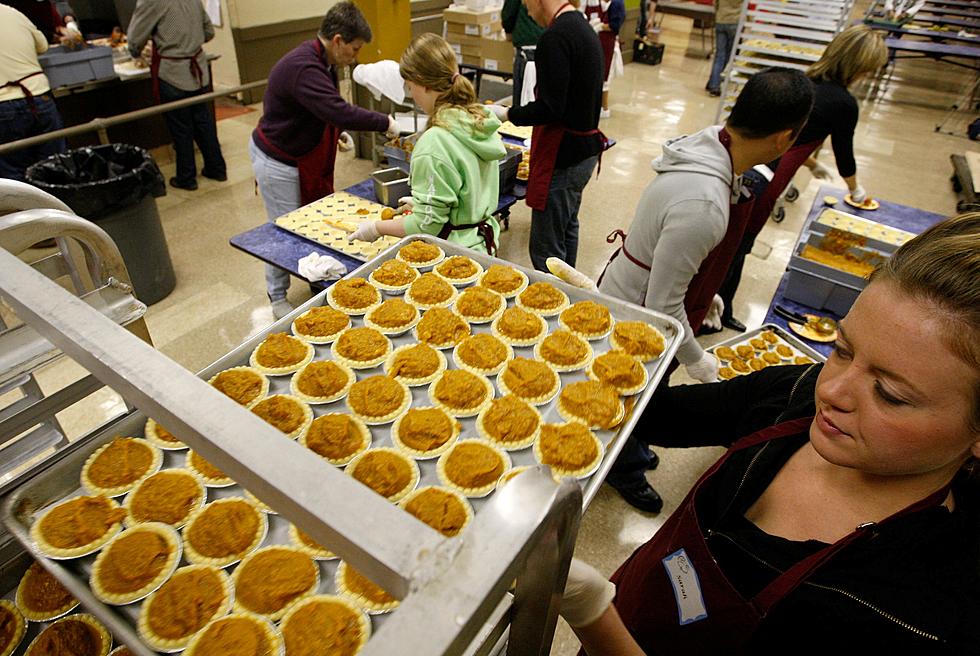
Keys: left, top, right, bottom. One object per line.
{"left": 598, "top": 126, "right": 735, "bottom": 365}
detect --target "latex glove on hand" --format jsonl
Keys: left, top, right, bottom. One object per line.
{"left": 337, "top": 131, "right": 354, "bottom": 152}
{"left": 810, "top": 161, "right": 833, "bottom": 181}
{"left": 385, "top": 115, "right": 400, "bottom": 140}
{"left": 546, "top": 257, "right": 598, "bottom": 292}
{"left": 685, "top": 349, "right": 720, "bottom": 384}
{"left": 487, "top": 104, "right": 509, "bottom": 123}
{"left": 347, "top": 221, "right": 381, "bottom": 243}
{"left": 702, "top": 294, "right": 724, "bottom": 332}
{"left": 561, "top": 558, "right": 616, "bottom": 629}
{"left": 396, "top": 196, "right": 413, "bottom": 214}
{"left": 850, "top": 184, "right": 868, "bottom": 204}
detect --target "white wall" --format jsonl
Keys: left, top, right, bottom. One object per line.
{"left": 207, "top": 0, "right": 241, "bottom": 88}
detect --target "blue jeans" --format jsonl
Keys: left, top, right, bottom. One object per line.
{"left": 606, "top": 434, "right": 653, "bottom": 489}
{"left": 158, "top": 79, "right": 226, "bottom": 185}
{"left": 249, "top": 138, "right": 300, "bottom": 301}
{"left": 0, "top": 95, "right": 66, "bottom": 182}
{"left": 706, "top": 23, "right": 737, "bottom": 92}
{"left": 529, "top": 155, "right": 597, "bottom": 271}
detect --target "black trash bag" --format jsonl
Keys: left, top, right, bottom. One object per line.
{"left": 25, "top": 144, "right": 166, "bottom": 220}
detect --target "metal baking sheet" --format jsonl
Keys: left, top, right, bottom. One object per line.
{"left": 707, "top": 323, "right": 826, "bottom": 381}
{"left": 1, "top": 234, "right": 683, "bottom": 655}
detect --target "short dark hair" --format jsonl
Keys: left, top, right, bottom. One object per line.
{"left": 319, "top": 1, "right": 372, "bottom": 43}
{"left": 727, "top": 68, "right": 814, "bottom": 140}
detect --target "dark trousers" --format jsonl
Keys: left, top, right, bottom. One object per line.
{"left": 529, "top": 155, "right": 597, "bottom": 271}
{"left": 0, "top": 95, "right": 66, "bottom": 182}
{"left": 717, "top": 229, "right": 756, "bottom": 321}
{"left": 159, "top": 79, "right": 226, "bottom": 185}
{"left": 607, "top": 434, "right": 653, "bottom": 489}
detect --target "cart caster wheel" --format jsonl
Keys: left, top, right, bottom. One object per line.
{"left": 951, "top": 175, "right": 962, "bottom": 193}
{"left": 772, "top": 207, "right": 786, "bottom": 223}
{"left": 785, "top": 186, "right": 799, "bottom": 203}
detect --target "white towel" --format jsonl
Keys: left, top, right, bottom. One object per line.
{"left": 352, "top": 60, "right": 406, "bottom": 105}
{"left": 297, "top": 252, "right": 346, "bottom": 282}
{"left": 521, "top": 61, "right": 537, "bottom": 107}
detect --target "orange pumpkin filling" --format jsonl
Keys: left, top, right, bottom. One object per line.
{"left": 731, "top": 358, "right": 751, "bottom": 373}
{"left": 794, "top": 356, "right": 814, "bottom": 365}
{"left": 38, "top": 496, "right": 125, "bottom": 549}
{"left": 561, "top": 301, "right": 611, "bottom": 334}
{"left": 776, "top": 344, "right": 793, "bottom": 358}
{"left": 560, "top": 381, "right": 621, "bottom": 428}
{"left": 19, "top": 562, "right": 74, "bottom": 614}
{"left": 87, "top": 437, "right": 153, "bottom": 489}
{"left": 749, "top": 358, "right": 767, "bottom": 371}
{"left": 762, "top": 352, "right": 781, "bottom": 365}
{"left": 189, "top": 451, "right": 228, "bottom": 481}
{"left": 130, "top": 472, "right": 201, "bottom": 525}
{"left": 519, "top": 282, "right": 563, "bottom": 310}
{"left": 482, "top": 396, "right": 539, "bottom": 444}
{"left": 612, "top": 322, "right": 665, "bottom": 359}
{"left": 98, "top": 531, "right": 170, "bottom": 594}
{"left": 305, "top": 415, "right": 363, "bottom": 460}
{"left": 456, "top": 287, "right": 502, "bottom": 318}
{"left": 436, "top": 255, "right": 478, "bottom": 279}
{"left": 433, "top": 370, "right": 487, "bottom": 410}
{"left": 335, "top": 327, "right": 388, "bottom": 361}
{"left": 148, "top": 569, "right": 225, "bottom": 639}
{"left": 252, "top": 396, "right": 305, "bottom": 434}
{"left": 31, "top": 619, "right": 102, "bottom": 655}
{"left": 540, "top": 331, "right": 589, "bottom": 366}
{"left": 348, "top": 376, "right": 405, "bottom": 418}
{"left": 373, "top": 259, "right": 416, "bottom": 286}
{"left": 211, "top": 370, "right": 264, "bottom": 406}
{"left": 592, "top": 351, "right": 644, "bottom": 388}
{"left": 283, "top": 599, "right": 362, "bottom": 656}
{"left": 539, "top": 423, "right": 598, "bottom": 471}
{"left": 294, "top": 306, "right": 349, "bottom": 338}
{"left": 399, "top": 240, "right": 440, "bottom": 263}
{"left": 481, "top": 265, "right": 524, "bottom": 294}
{"left": 750, "top": 337, "right": 768, "bottom": 351}
{"left": 368, "top": 299, "right": 416, "bottom": 328}
{"left": 445, "top": 443, "right": 503, "bottom": 489}
{"left": 193, "top": 616, "right": 271, "bottom": 656}
{"left": 761, "top": 330, "right": 778, "bottom": 344}
{"left": 398, "top": 409, "right": 457, "bottom": 452}
{"left": 409, "top": 273, "right": 453, "bottom": 304}
{"left": 457, "top": 334, "right": 508, "bottom": 370}
{"left": 343, "top": 564, "right": 396, "bottom": 605}
{"left": 153, "top": 424, "right": 180, "bottom": 444}
{"left": 715, "top": 346, "right": 737, "bottom": 361}
{"left": 352, "top": 451, "right": 412, "bottom": 497}
{"left": 237, "top": 550, "right": 317, "bottom": 615}
{"left": 388, "top": 344, "right": 441, "bottom": 379}
{"left": 496, "top": 307, "right": 543, "bottom": 339}
{"left": 736, "top": 345, "right": 754, "bottom": 359}
{"left": 295, "top": 527, "right": 330, "bottom": 553}
{"left": 255, "top": 333, "right": 308, "bottom": 368}
{"left": 0, "top": 607, "right": 16, "bottom": 651}
{"left": 296, "top": 361, "right": 348, "bottom": 398}
{"left": 331, "top": 278, "right": 379, "bottom": 309}
{"left": 404, "top": 489, "right": 468, "bottom": 537}
{"left": 187, "top": 501, "right": 260, "bottom": 558}
{"left": 501, "top": 359, "right": 555, "bottom": 399}
{"left": 416, "top": 308, "right": 469, "bottom": 346}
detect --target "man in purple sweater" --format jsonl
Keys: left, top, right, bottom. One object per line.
{"left": 250, "top": 1, "right": 398, "bottom": 319}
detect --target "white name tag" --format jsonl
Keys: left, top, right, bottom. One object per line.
{"left": 662, "top": 548, "right": 708, "bottom": 625}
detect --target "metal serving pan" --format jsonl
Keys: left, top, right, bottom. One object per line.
{"left": 707, "top": 322, "right": 826, "bottom": 382}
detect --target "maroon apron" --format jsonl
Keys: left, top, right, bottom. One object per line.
{"left": 744, "top": 139, "right": 822, "bottom": 240}
{"left": 437, "top": 218, "right": 497, "bottom": 255}
{"left": 2, "top": 71, "right": 46, "bottom": 118}
{"left": 149, "top": 42, "right": 204, "bottom": 103}
{"left": 583, "top": 1, "right": 617, "bottom": 80}
{"left": 609, "top": 416, "right": 952, "bottom": 654}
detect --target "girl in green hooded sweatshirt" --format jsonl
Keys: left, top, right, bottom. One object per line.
{"left": 347, "top": 33, "right": 507, "bottom": 253}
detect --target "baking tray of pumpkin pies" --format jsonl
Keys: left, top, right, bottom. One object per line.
{"left": 0, "top": 236, "right": 681, "bottom": 656}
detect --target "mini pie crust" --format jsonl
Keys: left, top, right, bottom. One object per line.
{"left": 434, "top": 255, "right": 484, "bottom": 286}
{"left": 300, "top": 413, "right": 372, "bottom": 466}
{"left": 369, "top": 258, "right": 420, "bottom": 293}
{"left": 81, "top": 437, "right": 163, "bottom": 497}
{"left": 289, "top": 523, "right": 336, "bottom": 560}
{"left": 346, "top": 375, "right": 412, "bottom": 425}
{"left": 735, "top": 344, "right": 755, "bottom": 360}
{"left": 391, "top": 406, "right": 461, "bottom": 459}
{"left": 428, "top": 369, "right": 494, "bottom": 418}
{"left": 185, "top": 449, "right": 234, "bottom": 487}
{"left": 138, "top": 564, "right": 233, "bottom": 651}
{"left": 124, "top": 469, "right": 206, "bottom": 529}
{"left": 794, "top": 355, "right": 815, "bottom": 365}
{"left": 31, "top": 495, "right": 125, "bottom": 560}
{"left": 25, "top": 614, "right": 110, "bottom": 656}
{"left": 364, "top": 298, "right": 421, "bottom": 336}
{"left": 495, "top": 465, "right": 532, "bottom": 491}
{"left": 608, "top": 321, "right": 666, "bottom": 362}
{"left": 490, "top": 307, "right": 548, "bottom": 346}
{"left": 182, "top": 497, "right": 267, "bottom": 568}
{"left": 327, "top": 277, "right": 382, "bottom": 315}
{"left": 0, "top": 600, "right": 25, "bottom": 656}
{"left": 232, "top": 546, "right": 320, "bottom": 621}
{"left": 476, "top": 394, "right": 542, "bottom": 451}
{"left": 291, "top": 306, "right": 351, "bottom": 344}
{"left": 414, "top": 307, "right": 471, "bottom": 349}
{"left": 144, "top": 419, "right": 187, "bottom": 450}
{"left": 208, "top": 366, "right": 270, "bottom": 407}
{"left": 761, "top": 329, "right": 779, "bottom": 345}
{"left": 478, "top": 264, "right": 528, "bottom": 299}
{"left": 91, "top": 522, "right": 182, "bottom": 605}
{"left": 533, "top": 330, "right": 594, "bottom": 372}
{"left": 346, "top": 447, "right": 420, "bottom": 502}
{"left": 454, "top": 286, "right": 506, "bottom": 323}
{"left": 533, "top": 421, "right": 604, "bottom": 479}
{"left": 750, "top": 337, "right": 769, "bottom": 352}
{"left": 406, "top": 272, "right": 459, "bottom": 310}
{"left": 713, "top": 345, "right": 737, "bottom": 362}
{"left": 437, "top": 439, "right": 512, "bottom": 498}
{"left": 515, "top": 282, "right": 569, "bottom": 317}
{"left": 556, "top": 381, "right": 625, "bottom": 430}
{"left": 15, "top": 561, "right": 78, "bottom": 621}
{"left": 331, "top": 327, "right": 394, "bottom": 369}
{"left": 396, "top": 240, "right": 445, "bottom": 268}
{"left": 289, "top": 360, "right": 356, "bottom": 404}
{"left": 762, "top": 351, "right": 782, "bottom": 365}
{"left": 384, "top": 343, "right": 448, "bottom": 386}
{"left": 400, "top": 486, "right": 474, "bottom": 537}
{"left": 335, "top": 561, "right": 400, "bottom": 614}
{"left": 183, "top": 612, "right": 284, "bottom": 656}
{"left": 249, "top": 333, "right": 315, "bottom": 376}
{"left": 559, "top": 300, "right": 614, "bottom": 340}
{"left": 586, "top": 350, "right": 649, "bottom": 395}
{"left": 453, "top": 333, "right": 514, "bottom": 376}
{"left": 775, "top": 343, "right": 795, "bottom": 360}
{"left": 497, "top": 358, "right": 561, "bottom": 406}
{"left": 280, "top": 594, "right": 370, "bottom": 653}
{"left": 719, "top": 367, "right": 739, "bottom": 380}
{"left": 251, "top": 394, "right": 314, "bottom": 440}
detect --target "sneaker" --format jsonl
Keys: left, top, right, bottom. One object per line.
{"left": 201, "top": 169, "right": 227, "bottom": 182}
{"left": 599, "top": 108, "right": 611, "bottom": 119}
{"left": 270, "top": 298, "right": 294, "bottom": 320}
{"left": 169, "top": 177, "right": 198, "bottom": 191}
{"left": 610, "top": 480, "right": 663, "bottom": 514}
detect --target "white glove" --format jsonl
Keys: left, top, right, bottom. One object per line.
{"left": 810, "top": 161, "right": 833, "bottom": 180}
{"left": 338, "top": 131, "right": 354, "bottom": 152}
{"left": 385, "top": 115, "right": 400, "bottom": 140}
{"left": 850, "top": 184, "right": 868, "bottom": 204}
{"left": 396, "top": 195, "right": 413, "bottom": 210}
{"left": 347, "top": 221, "right": 381, "bottom": 243}
{"left": 546, "top": 257, "right": 597, "bottom": 291}
{"left": 590, "top": 18, "right": 603, "bottom": 32}
{"left": 487, "top": 104, "right": 509, "bottom": 123}
{"left": 702, "top": 294, "right": 724, "bottom": 332}
{"left": 685, "top": 349, "right": 720, "bottom": 384}
{"left": 560, "top": 558, "right": 616, "bottom": 629}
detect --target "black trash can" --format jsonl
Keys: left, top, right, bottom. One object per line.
{"left": 26, "top": 144, "right": 175, "bottom": 305}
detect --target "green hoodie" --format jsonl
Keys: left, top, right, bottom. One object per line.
{"left": 403, "top": 106, "right": 506, "bottom": 253}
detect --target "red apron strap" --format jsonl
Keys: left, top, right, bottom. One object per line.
{"left": 151, "top": 44, "right": 205, "bottom": 102}
{"left": 3, "top": 71, "right": 45, "bottom": 115}
{"left": 437, "top": 218, "right": 497, "bottom": 255}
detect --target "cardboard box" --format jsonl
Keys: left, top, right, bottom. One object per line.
{"left": 461, "top": 54, "right": 481, "bottom": 67}
{"left": 479, "top": 37, "right": 514, "bottom": 72}
{"left": 446, "top": 20, "right": 502, "bottom": 36}
{"left": 448, "top": 41, "right": 483, "bottom": 57}
{"left": 446, "top": 32, "right": 484, "bottom": 47}
{"left": 444, "top": 5, "right": 501, "bottom": 24}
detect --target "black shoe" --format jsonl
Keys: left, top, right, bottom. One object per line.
{"left": 201, "top": 169, "right": 227, "bottom": 182}
{"left": 699, "top": 323, "right": 723, "bottom": 335}
{"left": 647, "top": 451, "right": 660, "bottom": 471}
{"left": 722, "top": 316, "right": 746, "bottom": 332}
{"left": 612, "top": 480, "right": 664, "bottom": 514}
{"left": 169, "top": 177, "right": 198, "bottom": 191}
{"left": 707, "top": 88, "right": 721, "bottom": 97}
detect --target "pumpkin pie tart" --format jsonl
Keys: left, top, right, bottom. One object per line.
{"left": 775, "top": 344, "right": 794, "bottom": 359}
{"left": 429, "top": 369, "right": 493, "bottom": 417}
{"left": 300, "top": 413, "right": 371, "bottom": 466}
{"left": 437, "top": 439, "right": 511, "bottom": 497}
{"left": 346, "top": 447, "right": 420, "bottom": 502}
{"left": 718, "top": 367, "right": 738, "bottom": 380}
{"left": 183, "top": 497, "right": 266, "bottom": 568}
{"left": 124, "top": 469, "right": 205, "bottom": 529}
{"left": 434, "top": 255, "right": 483, "bottom": 285}
{"left": 243, "top": 491, "right": 276, "bottom": 515}
{"left": 559, "top": 300, "right": 614, "bottom": 340}
{"left": 251, "top": 394, "right": 314, "bottom": 439}
{"left": 25, "top": 614, "right": 110, "bottom": 656}
{"left": 208, "top": 367, "right": 269, "bottom": 407}
{"left": 400, "top": 486, "right": 473, "bottom": 537}
{"left": 327, "top": 277, "right": 382, "bottom": 315}
{"left": 280, "top": 595, "right": 370, "bottom": 655}
{"left": 91, "top": 522, "right": 181, "bottom": 605}
{"left": 335, "top": 561, "right": 400, "bottom": 614}
{"left": 714, "top": 345, "right": 737, "bottom": 362}
{"left": 730, "top": 358, "right": 751, "bottom": 374}
{"left": 391, "top": 407, "right": 461, "bottom": 458}
{"left": 290, "top": 360, "right": 356, "bottom": 404}
{"left": 331, "top": 327, "right": 393, "bottom": 369}
{"left": 762, "top": 351, "right": 781, "bottom": 365}
{"left": 347, "top": 375, "right": 411, "bottom": 424}
{"left": 476, "top": 394, "right": 541, "bottom": 450}
{"left": 15, "top": 561, "right": 77, "bottom": 621}
{"left": 31, "top": 495, "right": 126, "bottom": 559}
{"left": 515, "top": 281, "right": 569, "bottom": 317}
{"left": 495, "top": 465, "right": 531, "bottom": 491}
{"left": 291, "top": 306, "right": 351, "bottom": 344}
{"left": 735, "top": 344, "right": 754, "bottom": 360}
{"left": 364, "top": 298, "right": 420, "bottom": 335}
{"left": 534, "top": 330, "right": 593, "bottom": 372}
{"left": 184, "top": 612, "right": 284, "bottom": 656}
{"left": 478, "top": 264, "right": 528, "bottom": 298}
{"left": 557, "top": 381, "right": 624, "bottom": 430}
{"left": 533, "top": 421, "right": 603, "bottom": 478}
{"left": 794, "top": 355, "right": 814, "bottom": 365}
{"left": 609, "top": 321, "right": 666, "bottom": 362}
{"left": 233, "top": 546, "right": 319, "bottom": 620}
{"left": 587, "top": 350, "right": 648, "bottom": 395}
{"left": 396, "top": 239, "right": 444, "bottom": 268}
{"left": 497, "top": 357, "right": 561, "bottom": 405}
{"left": 750, "top": 337, "right": 769, "bottom": 351}
{"left": 144, "top": 419, "right": 187, "bottom": 450}
{"left": 186, "top": 449, "right": 234, "bottom": 487}
{"left": 453, "top": 333, "right": 513, "bottom": 376}
{"left": 406, "top": 272, "right": 458, "bottom": 310}
{"left": 0, "top": 600, "right": 25, "bottom": 656}
{"left": 138, "top": 564, "right": 232, "bottom": 650}
{"left": 81, "top": 437, "right": 162, "bottom": 497}
{"left": 454, "top": 286, "right": 505, "bottom": 323}
{"left": 384, "top": 343, "right": 447, "bottom": 386}
{"left": 415, "top": 307, "right": 470, "bottom": 349}
{"left": 761, "top": 330, "right": 779, "bottom": 345}
{"left": 249, "top": 333, "right": 315, "bottom": 376}
{"left": 369, "top": 258, "right": 419, "bottom": 292}
{"left": 748, "top": 357, "right": 767, "bottom": 371}
{"left": 289, "top": 524, "right": 335, "bottom": 560}
{"left": 491, "top": 307, "right": 547, "bottom": 346}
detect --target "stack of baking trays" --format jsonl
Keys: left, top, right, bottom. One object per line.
{"left": 708, "top": 324, "right": 825, "bottom": 381}
{"left": 0, "top": 235, "right": 681, "bottom": 655}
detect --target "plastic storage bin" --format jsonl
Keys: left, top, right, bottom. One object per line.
{"left": 38, "top": 45, "right": 115, "bottom": 88}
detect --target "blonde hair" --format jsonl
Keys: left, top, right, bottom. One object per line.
{"left": 807, "top": 25, "right": 888, "bottom": 87}
{"left": 399, "top": 33, "right": 487, "bottom": 130}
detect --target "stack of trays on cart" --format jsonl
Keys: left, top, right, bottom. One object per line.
{"left": 708, "top": 324, "right": 824, "bottom": 381}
